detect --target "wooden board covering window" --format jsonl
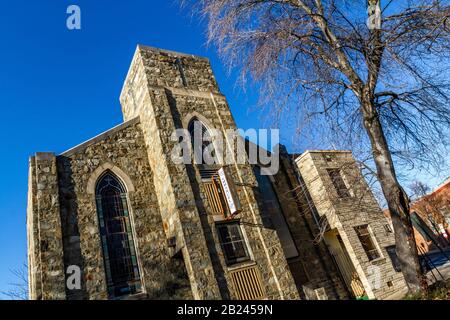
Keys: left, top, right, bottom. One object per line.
{"left": 229, "top": 265, "right": 266, "bottom": 300}
{"left": 203, "top": 181, "right": 225, "bottom": 215}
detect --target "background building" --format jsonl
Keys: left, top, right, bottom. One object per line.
{"left": 296, "top": 151, "right": 408, "bottom": 300}
{"left": 384, "top": 178, "right": 450, "bottom": 255}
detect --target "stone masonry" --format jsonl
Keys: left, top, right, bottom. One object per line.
{"left": 296, "top": 151, "right": 408, "bottom": 299}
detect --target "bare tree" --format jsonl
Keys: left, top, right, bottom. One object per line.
{"left": 409, "top": 180, "right": 431, "bottom": 200}
{"left": 184, "top": 0, "right": 450, "bottom": 294}
{"left": 1, "top": 263, "right": 29, "bottom": 300}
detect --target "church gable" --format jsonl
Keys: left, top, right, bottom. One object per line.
{"left": 29, "top": 116, "right": 192, "bottom": 300}
{"left": 60, "top": 116, "right": 141, "bottom": 158}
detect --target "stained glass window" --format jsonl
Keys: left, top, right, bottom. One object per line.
{"left": 95, "top": 171, "right": 142, "bottom": 298}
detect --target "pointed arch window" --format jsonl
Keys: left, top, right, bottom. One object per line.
{"left": 95, "top": 171, "right": 142, "bottom": 298}
{"left": 188, "top": 117, "right": 217, "bottom": 165}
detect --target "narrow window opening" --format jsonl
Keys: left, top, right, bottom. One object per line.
{"left": 188, "top": 118, "right": 216, "bottom": 165}
{"left": 354, "top": 225, "right": 381, "bottom": 261}
{"left": 384, "top": 224, "right": 393, "bottom": 234}
{"left": 216, "top": 221, "right": 250, "bottom": 265}
{"left": 327, "top": 169, "right": 351, "bottom": 198}
{"left": 175, "top": 58, "right": 188, "bottom": 87}
{"left": 385, "top": 245, "right": 402, "bottom": 272}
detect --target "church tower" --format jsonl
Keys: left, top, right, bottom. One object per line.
{"left": 119, "top": 45, "right": 299, "bottom": 299}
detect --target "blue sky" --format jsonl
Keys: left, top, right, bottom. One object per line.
{"left": 0, "top": 0, "right": 268, "bottom": 297}
{"left": 0, "top": 1, "right": 448, "bottom": 298}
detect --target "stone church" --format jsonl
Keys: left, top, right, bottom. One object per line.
{"left": 27, "top": 45, "right": 407, "bottom": 300}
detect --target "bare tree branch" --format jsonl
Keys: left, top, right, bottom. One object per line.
{"left": 1, "top": 263, "right": 29, "bottom": 300}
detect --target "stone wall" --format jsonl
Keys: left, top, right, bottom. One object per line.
{"left": 57, "top": 119, "right": 192, "bottom": 300}
{"left": 27, "top": 118, "right": 193, "bottom": 300}
{"left": 27, "top": 153, "right": 66, "bottom": 300}
{"left": 27, "top": 157, "right": 40, "bottom": 299}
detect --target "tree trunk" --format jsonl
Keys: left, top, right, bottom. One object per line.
{"left": 360, "top": 98, "right": 426, "bottom": 294}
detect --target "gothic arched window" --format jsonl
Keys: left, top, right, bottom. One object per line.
{"left": 95, "top": 171, "right": 142, "bottom": 298}
{"left": 188, "top": 117, "right": 216, "bottom": 165}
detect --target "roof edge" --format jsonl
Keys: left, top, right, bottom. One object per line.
{"left": 137, "top": 44, "right": 210, "bottom": 61}
{"left": 295, "top": 149, "right": 352, "bottom": 162}
{"left": 59, "top": 116, "right": 140, "bottom": 157}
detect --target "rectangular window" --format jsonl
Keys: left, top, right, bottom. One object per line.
{"left": 216, "top": 222, "right": 250, "bottom": 265}
{"left": 354, "top": 225, "right": 381, "bottom": 261}
{"left": 327, "top": 169, "right": 351, "bottom": 198}
{"left": 385, "top": 245, "right": 402, "bottom": 272}
{"left": 229, "top": 265, "right": 266, "bottom": 299}
{"left": 384, "top": 224, "right": 393, "bottom": 234}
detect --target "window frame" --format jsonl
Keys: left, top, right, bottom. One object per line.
{"left": 187, "top": 118, "right": 217, "bottom": 165}
{"left": 216, "top": 221, "right": 251, "bottom": 266}
{"left": 202, "top": 173, "right": 230, "bottom": 217}
{"left": 326, "top": 168, "right": 352, "bottom": 198}
{"left": 354, "top": 224, "right": 382, "bottom": 261}
{"left": 95, "top": 171, "right": 143, "bottom": 299}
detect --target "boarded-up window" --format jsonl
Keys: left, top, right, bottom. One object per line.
{"left": 229, "top": 265, "right": 265, "bottom": 299}
{"left": 354, "top": 225, "right": 380, "bottom": 261}
{"left": 203, "top": 179, "right": 228, "bottom": 216}
{"left": 200, "top": 168, "right": 231, "bottom": 217}
{"left": 327, "top": 169, "right": 351, "bottom": 198}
